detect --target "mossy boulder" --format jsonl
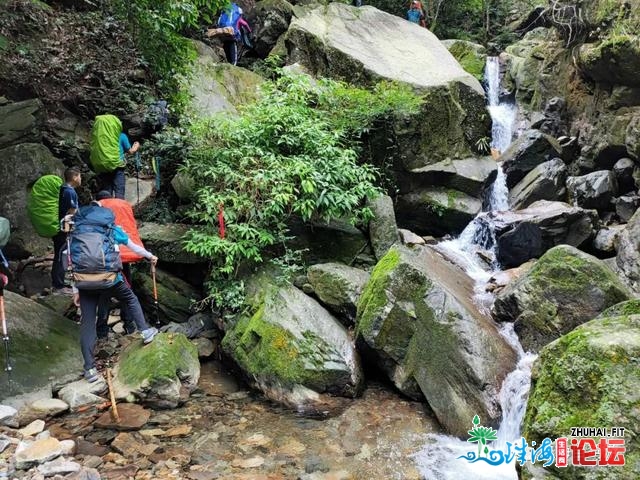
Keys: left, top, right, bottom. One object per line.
{"left": 395, "top": 187, "right": 481, "bottom": 236}
{"left": 441, "top": 39, "right": 487, "bottom": 81}
{"left": 368, "top": 194, "right": 400, "bottom": 261}
{"left": 222, "top": 274, "right": 363, "bottom": 406}
{"left": 523, "top": 315, "right": 640, "bottom": 479}
{"left": 250, "top": 0, "right": 294, "bottom": 58}
{"left": 615, "top": 208, "right": 640, "bottom": 291}
{"left": 306, "top": 262, "right": 370, "bottom": 325}
{"left": 597, "top": 299, "right": 640, "bottom": 318}
{"left": 137, "top": 222, "right": 203, "bottom": 265}
{"left": 113, "top": 332, "right": 199, "bottom": 409}
{"left": 0, "top": 291, "right": 81, "bottom": 401}
{"left": 131, "top": 268, "right": 198, "bottom": 324}
{"left": 493, "top": 245, "right": 632, "bottom": 352}
{"left": 578, "top": 35, "right": 640, "bottom": 88}
{"left": 356, "top": 244, "right": 517, "bottom": 437}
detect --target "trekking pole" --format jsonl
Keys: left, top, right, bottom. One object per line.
{"left": 151, "top": 262, "right": 160, "bottom": 327}
{"left": 135, "top": 152, "right": 141, "bottom": 206}
{"left": 0, "top": 277, "right": 12, "bottom": 375}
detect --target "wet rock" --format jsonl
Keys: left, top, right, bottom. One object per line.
{"left": 368, "top": 195, "right": 399, "bottom": 261}
{"left": 58, "top": 378, "right": 107, "bottom": 409}
{"left": 137, "top": 222, "right": 202, "bottom": 264}
{"left": 483, "top": 200, "right": 599, "bottom": 268}
{"left": 356, "top": 244, "right": 516, "bottom": 436}
{"left": 306, "top": 263, "right": 370, "bottom": 325}
{"left": 509, "top": 158, "right": 567, "bottom": 210}
{"left": 131, "top": 268, "right": 198, "bottom": 324}
{"left": 15, "top": 437, "right": 63, "bottom": 470}
{"left": 398, "top": 229, "right": 425, "bottom": 245}
{"left": 111, "top": 432, "right": 159, "bottom": 457}
{"left": 613, "top": 157, "right": 637, "bottom": 193}
{"left": 566, "top": 170, "right": 618, "bottom": 211}
{"left": 19, "top": 419, "right": 46, "bottom": 437}
{"left": 593, "top": 225, "right": 625, "bottom": 254}
{"left": 192, "top": 337, "right": 216, "bottom": 358}
{"left": 161, "top": 313, "right": 217, "bottom": 339}
{"left": 615, "top": 208, "right": 640, "bottom": 291}
{"left": 615, "top": 194, "right": 640, "bottom": 222}
{"left": 94, "top": 403, "right": 151, "bottom": 431}
{"left": 493, "top": 245, "right": 632, "bottom": 352}
{"left": 163, "top": 425, "right": 192, "bottom": 438}
{"left": 0, "top": 405, "right": 18, "bottom": 427}
{"left": 396, "top": 187, "right": 482, "bottom": 236}
{"left": 500, "top": 130, "right": 562, "bottom": 188}
{"left": 523, "top": 315, "right": 640, "bottom": 480}
{"left": 223, "top": 271, "right": 364, "bottom": 405}
{"left": 112, "top": 333, "right": 200, "bottom": 409}
{"left": 37, "top": 457, "right": 81, "bottom": 476}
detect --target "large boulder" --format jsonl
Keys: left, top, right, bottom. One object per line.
{"left": 500, "top": 130, "right": 562, "bottom": 188}
{"left": 615, "top": 208, "right": 640, "bottom": 290}
{"left": 480, "top": 200, "right": 599, "bottom": 268}
{"left": 493, "top": 245, "right": 632, "bottom": 352}
{"left": 137, "top": 222, "right": 203, "bottom": 264}
{"left": 368, "top": 195, "right": 399, "bottom": 261}
{"left": 113, "top": 333, "right": 200, "bottom": 409}
{"left": 250, "top": 0, "right": 294, "bottom": 57}
{"left": 222, "top": 274, "right": 364, "bottom": 406}
{"left": 578, "top": 36, "right": 640, "bottom": 88}
{"left": 285, "top": 4, "right": 490, "bottom": 168}
{"left": 0, "top": 291, "right": 82, "bottom": 401}
{"left": 396, "top": 187, "right": 482, "bottom": 237}
{"left": 523, "top": 315, "right": 640, "bottom": 479}
{"left": 0, "top": 99, "right": 44, "bottom": 150}
{"left": 509, "top": 158, "right": 567, "bottom": 210}
{"left": 441, "top": 40, "right": 487, "bottom": 81}
{"left": 131, "top": 268, "right": 199, "bottom": 324}
{"left": 356, "top": 244, "right": 517, "bottom": 437}
{"left": 0, "top": 143, "right": 64, "bottom": 258}
{"left": 566, "top": 170, "right": 618, "bottom": 211}
{"left": 188, "top": 41, "right": 264, "bottom": 117}
{"left": 306, "top": 263, "right": 370, "bottom": 325}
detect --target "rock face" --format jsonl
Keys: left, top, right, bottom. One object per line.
{"left": 251, "top": 0, "right": 294, "bottom": 57}
{"left": 480, "top": 200, "right": 599, "bottom": 268}
{"left": 493, "top": 245, "right": 632, "bottom": 352}
{"left": 113, "top": 333, "right": 200, "bottom": 409}
{"left": 222, "top": 274, "right": 364, "bottom": 405}
{"left": 285, "top": 3, "right": 489, "bottom": 167}
{"left": 566, "top": 170, "right": 618, "bottom": 210}
{"left": 441, "top": 40, "right": 487, "bottom": 81}
{"left": 509, "top": 158, "right": 567, "bottom": 209}
{"left": 188, "top": 41, "right": 263, "bottom": 117}
{"left": 0, "top": 99, "right": 44, "bottom": 149}
{"left": 523, "top": 315, "right": 640, "bottom": 479}
{"left": 0, "top": 291, "right": 81, "bottom": 401}
{"left": 500, "top": 130, "right": 562, "bottom": 188}
{"left": 137, "top": 222, "right": 203, "bottom": 264}
{"left": 356, "top": 244, "right": 516, "bottom": 437}
{"left": 131, "top": 268, "right": 198, "bottom": 324}
{"left": 616, "top": 208, "right": 640, "bottom": 291}
{"left": 368, "top": 195, "right": 399, "bottom": 261}
{"left": 306, "top": 263, "right": 370, "bottom": 325}
{"left": 0, "top": 143, "right": 64, "bottom": 258}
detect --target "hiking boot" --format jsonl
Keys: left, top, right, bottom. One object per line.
{"left": 53, "top": 286, "right": 74, "bottom": 296}
{"left": 84, "top": 368, "right": 102, "bottom": 383}
{"left": 141, "top": 327, "right": 158, "bottom": 344}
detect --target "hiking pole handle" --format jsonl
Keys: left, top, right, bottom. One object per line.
{"left": 151, "top": 262, "right": 158, "bottom": 301}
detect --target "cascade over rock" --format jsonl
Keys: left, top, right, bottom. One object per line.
{"left": 523, "top": 315, "right": 640, "bottom": 479}
{"left": 356, "top": 244, "right": 517, "bottom": 437}
{"left": 480, "top": 200, "right": 599, "bottom": 268}
{"left": 222, "top": 271, "right": 364, "bottom": 407}
{"left": 285, "top": 3, "right": 490, "bottom": 169}
{"left": 493, "top": 245, "right": 632, "bottom": 352}
{"left": 0, "top": 291, "right": 82, "bottom": 401}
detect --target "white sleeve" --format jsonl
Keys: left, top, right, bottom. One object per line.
{"left": 126, "top": 240, "right": 153, "bottom": 260}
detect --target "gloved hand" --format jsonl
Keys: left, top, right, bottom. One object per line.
{"left": 0, "top": 273, "right": 7, "bottom": 293}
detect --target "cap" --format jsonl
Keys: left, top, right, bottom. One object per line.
{"left": 96, "top": 190, "right": 113, "bottom": 200}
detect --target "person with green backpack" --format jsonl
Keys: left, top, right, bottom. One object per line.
{"left": 90, "top": 114, "right": 140, "bottom": 200}
{"left": 53, "top": 167, "right": 81, "bottom": 295}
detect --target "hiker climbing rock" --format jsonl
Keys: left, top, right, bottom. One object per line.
{"left": 90, "top": 114, "right": 140, "bottom": 200}
{"left": 65, "top": 199, "right": 158, "bottom": 383}
{"left": 407, "top": 0, "right": 427, "bottom": 27}
{"left": 94, "top": 191, "right": 147, "bottom": 338}
{"left": 207, "top": 2, "right": 252, "bottom": 66}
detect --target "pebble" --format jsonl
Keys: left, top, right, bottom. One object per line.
{"left": 37, "top": 457, "right": 81, "bottom": 476}
{"left": 0, "top": 405, "right": 18, "bottom": 428}
{"left": 19, "top": 419, "right": 46, "bottom": 437}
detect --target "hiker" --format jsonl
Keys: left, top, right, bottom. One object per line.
{"left": 66, "top": 200, "right": 158, "bottom": 383}
{"left": 407, "top": 0, "right": 427, "bottom": 27}
{"left": 52, "top": 168, "right": 81, "bottom": 295}
{"left": 90, "top": 114, "right": 140, "bottom": 200}
{"left": 217, "top": 2, "right": 252, "bottom": 65}
{"left": 94, "top": 191, "right": 146, "bottom": 338}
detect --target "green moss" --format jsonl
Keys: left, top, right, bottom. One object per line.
{"left": 446, "top": 41, "right": 486, "bottom": 81}
{"left": 599, "top": 299, "right": 640, "bottom": 318}
{"left": 446, "top": 189, "right": 459, "bottom": 209}
{"left": 118, "top": 332, "right": 198, "bottom": 387}
{"left": 356, "top": 248, "right": 400, "bottom": 337}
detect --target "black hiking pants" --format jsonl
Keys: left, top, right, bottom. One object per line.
{"left": 223, "top": 40, "right": 238, "bottom": 66}
{"left": 51, "top": 232, "right": 67, "bottom": 289}
{"left": 79, "top": 279, "right": 150, "bottom": 371}
{"left": 96, "top": 264, "right": 135, "bottom": 338}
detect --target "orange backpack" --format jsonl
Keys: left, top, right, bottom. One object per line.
{"left": 100, "top": 198, "right": 144, "bottom": 263}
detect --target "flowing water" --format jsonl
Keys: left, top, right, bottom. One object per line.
{"left": 412, "top": 57, "right": 537, "bottom": 479}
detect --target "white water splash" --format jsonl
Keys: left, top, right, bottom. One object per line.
{"left": 485, "top": 57, "right": 517, "bottom": 154}
{"left": 489, "top": 162, "right": 509, "bottom": 212}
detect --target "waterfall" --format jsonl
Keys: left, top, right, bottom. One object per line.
{"left": 412, "top": 57, "right": 536, "bottom": 479}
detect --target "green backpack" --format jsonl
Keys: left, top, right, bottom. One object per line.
{"left": 90, "top": 114, "right": 123, "bottom": 174}
{"left": 27, "top": 175, "right": 64, "bottom": 238}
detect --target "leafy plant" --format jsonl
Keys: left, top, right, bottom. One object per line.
{"left": 475, "top": 136, "right": 491, "bottom": 154}
{"left": 182, "top": 72, "right": 422, "bottom": 310}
